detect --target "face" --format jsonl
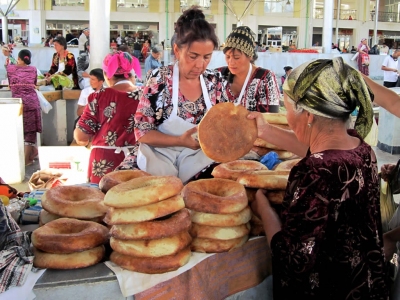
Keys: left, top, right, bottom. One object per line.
{"left": 90, "top": 75, "right": 103, "bottom": 90}
{"left": 362, "top": 39, "right": 367, "bottom": 45}
{"left": 53, "top": 41, "right": 64, "bottom": 53}
{"left": 286, "top": 69, "right": 292, "bottom": 76}
{"left": 152, "top": 52, "right": 161, "bottom": 60}
{"left": 394, "top": 51, "right": 400, "bottom": 59}
{"left": 224, "top": 49, "right": 251, "bottom": 76}
{"left": 85, "top": 30, "right": 90, "bottom": 37}
{"left": 283, "top": 93, "right": 311, "bottom": 146}
{"left": 174, "top": 40, "right": 214, "bottom": 80}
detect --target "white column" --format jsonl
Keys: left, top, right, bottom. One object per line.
{"left": 335, "top": 0, "right": 341, "bottom": 46}
{"left": 322, "top": 0, "right": 334, "bottom": 53}
{"left": 89, "top": 0, "right": 110, "bottom": 69}
{"left": 29, "top": 0, "right": 35, "bottom": 10}
{"left": 2, "top": 16, "right": 8, "bottom": 44}
{"left": 373, "top": 0, "right": 380, "bottom": 45}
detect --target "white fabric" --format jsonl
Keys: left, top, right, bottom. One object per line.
{"left": 137, "top": 62, "right": 214, "bottom": 183}
{"left": 57, "top": 62, "right": 65, "bottom": 73}
{"left": 77, "top": 86, "right": 94, "bottom": 106}
{"left": 382, "top": 55, "right": 399, "bottom": 83}
{"left": 234, "top": 63, "right": 252, "bottom": 106}
{"left": 91, "top": 145, "right": 134, "bottom": 157}
{"left": 0, "top": 269, "right": 46, "bottom": 300}
{"left": 78, "top": 33, "right": 87, "bottom": 51}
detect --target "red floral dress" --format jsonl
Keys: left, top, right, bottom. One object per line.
{"left": 77, "top": 87, "right": 141, "bottom": 183}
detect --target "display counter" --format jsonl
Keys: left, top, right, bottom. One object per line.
{"left": 33, "top": 237, "right": 271, "bottom": 300}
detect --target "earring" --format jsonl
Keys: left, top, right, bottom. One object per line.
{"left": 307, "top": 123, "right": 312, "bottom": 128}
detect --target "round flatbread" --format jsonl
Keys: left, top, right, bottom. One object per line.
{"left": 198, "top": 102, "right": 258, "bottom": 163}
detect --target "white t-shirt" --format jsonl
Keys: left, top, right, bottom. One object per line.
{"left": 78, "top": 33, "right": 88, "bottom": 51}
{"left": 77, "top": 86, "right": 95, "bottom": 106}
{"left": 382, "top": 55, "right": 399, "bottom": 83}
{"left": 116, "top": 36, "right": 122, "bottom": 45}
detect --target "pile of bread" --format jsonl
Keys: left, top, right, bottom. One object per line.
{"left": 102, "top": 171, "right": 192, "bottom": 274}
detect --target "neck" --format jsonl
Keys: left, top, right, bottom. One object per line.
{"left": 180, "top": 74, "right": 200, "bottom": 84}
{"left": 234, "top": 64, "right": 252, "bottom": 83}
{"left": 309, "top": 124, "right": 358, "bottom": 153}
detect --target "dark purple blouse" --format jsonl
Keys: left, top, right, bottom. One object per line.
{"left": 271, "top": 130, "right": 388, "bottom": 300}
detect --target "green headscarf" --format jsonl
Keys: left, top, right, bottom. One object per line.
{"left": 283, "top": 57, "right": 374, "bottom": 139}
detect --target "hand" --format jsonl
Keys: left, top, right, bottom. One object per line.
{"left": 178, "top": 127, "right": 200, "bottom": 150}
{"left": 381, "top": 163, "right": 397, "bottom": 182}
{"left": 383, "top": 233, "right": 398, "bottom": 262}
{"left": 250, "top": 189, "right": 271, "bottom": 219}
{"left": 247, "top": 112, "right": 271, "bottom": 138}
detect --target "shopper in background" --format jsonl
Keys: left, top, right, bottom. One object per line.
{"left": 144, "top": 46, "right": 162, "bottom": 78}
{"left": 78, "top": 28, "right": 89, "bottom": 54}
{"left": 77, "top": 39, "right": 90, "bottom": 89}
{"left": 76, "top": 68, "right": 105, "bottom": 118}
{"left": 357, "top": 38, "right": 370, "bottom": 76}
{"left": 280, "top": 65, "right": 293, "bottom": 93}
{"left": 381, "top": 49, "right": 400, "bottom": 88}
{"left": 141, "top": 40, "right": 150, "bottom": 61}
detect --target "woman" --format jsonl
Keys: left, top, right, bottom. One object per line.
{"left": 141, "top": 40, "right": 150, "bottom": 61}
{"left": 118, "top": 6, "right": 222, "bottom": 183}
{"left": 6, "top": 50, "right": 42, "bottom": 166}
{"left": 249, "top": 57, "right": 388, "bottom": 299}
{"left": 45, "top": 36, "right": 79, "bottom": 89}
{"left": 218, "top": 26, "right": 281, "bottom": 112}
{"left": 74, "top": 51, "right": 141, "bottom": 183}
{"left": 358, "top": 38, "right": 370, "bottom": 76}
{"left": 280, "top": 66, "right": 292, "bottom": 93}
{"left": 2, "top": 44, "right": 16, "bottom": 67}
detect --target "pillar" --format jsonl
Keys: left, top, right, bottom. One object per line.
{"left": 89, "top": 0, "right": 110, "bottom": 69}
{"left": 2, "top": 16, "right": 8, "bottom": 44}
{"left": 322, "top": 0, "right": 334, "bottom": 53}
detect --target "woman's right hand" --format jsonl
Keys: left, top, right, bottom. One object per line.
{"left": 381, "top": 163, "right": 397, "bottom": 182}
{"left": 178, "top": 127, "right": 200, "bottom": 150}
{"left": 247, "top": 112, "right": 271, "bottom": 138}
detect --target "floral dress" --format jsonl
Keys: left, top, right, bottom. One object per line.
{"left": 272, "top": 130, "right": 388, "bottom": 300}
{"left": 77, "top": 87, "right": 141, "bottom": 183}
{"left": 47, "top": 51, "right": 79, "bottom": 89}
{"left": 117, "top": 66, "right": 223, "bottom": 170}
{"left": 218, "top": 66, "right": 281, "bottom": 112}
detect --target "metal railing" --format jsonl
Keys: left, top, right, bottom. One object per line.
{"left": 314, "top": 8, "right": 357, "bottom": 20}
{"left": 370, "top": 11, "right": 400, "bottom": 23}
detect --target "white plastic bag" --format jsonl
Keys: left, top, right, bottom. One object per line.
{"left": 364, "top": 117, "right": 378, "bottom": 146}
{"left": 35, "top": 89, "right": 53, "bottom": 114}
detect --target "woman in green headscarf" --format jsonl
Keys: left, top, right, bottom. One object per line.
{"left": 248, "top": 57, "right": 387, "bottom": 299}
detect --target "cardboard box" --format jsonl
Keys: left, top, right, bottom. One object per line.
{"left": 38, "top": 146, "right": 90, "bottom": 185}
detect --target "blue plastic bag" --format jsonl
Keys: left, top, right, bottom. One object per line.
{"left": 260, "top": 152, "right": 282, "bottom": 170}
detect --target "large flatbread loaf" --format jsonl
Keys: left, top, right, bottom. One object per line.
{"left": 198, "top": 102, "right": 258, "bottom": 163}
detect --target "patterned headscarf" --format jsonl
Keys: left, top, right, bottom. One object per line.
{"left": 102, "top": 51, "right": 135, "bottom": 79}
{"left": 224, "top": 26, "right": 255, "bottom": 58}
{"left": 283, "top": 57, "right": 374, "bottom": 139}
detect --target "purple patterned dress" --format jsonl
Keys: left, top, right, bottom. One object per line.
{"left": 7, "top": 65, "right": 42, "bottom": 145}
{"left": 272, "top": 130, "right": 388, "bottom": 300}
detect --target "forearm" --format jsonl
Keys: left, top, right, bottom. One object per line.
{"left": 74, "top": 128, "right": 91, "bottom": 145}
{"left": 382, "top": 66, "right": 397, "bottom": 72}
{"left": 260, "top": 124, "right": 307, "bottom": 157}
{"left": 77, "top": 105, "right": 85, "bottom": 116}
{"left": 384, "top": 227, "right": 400, "bottom": 244}
{"left": 259, "top": 204, "right": 282, "bottom": 246}
{"left": 138, "top": 130, "right": 183, "bottom": 147}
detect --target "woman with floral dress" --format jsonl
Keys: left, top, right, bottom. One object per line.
{"left": 117, "top": 7, "right": 222, "bottom": 183}
{"left": 74, "top": 51, "right": 141, "bottom": 183}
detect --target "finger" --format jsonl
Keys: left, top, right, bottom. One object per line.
{"left": 186, "top": 127, "right": 198, "bottom": 135}
{"left": 247, "top": 112, "right": 259, "bottom": 120}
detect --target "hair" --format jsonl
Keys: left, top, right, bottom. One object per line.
{"left": 117, "top": 44, "right": 130, "bottom": 52}
{"left": 84, "top": 39, "right": 90, "bottom": 52}
{"left": 113, "top": 73, "right": 133, "bottom": 80}
{"left": 175, "top": 6, "right": 218, "bottom": 50}
{"left": 18, "top": 49, "right": 31, "bottom": 65}
{"left": 284, "top": 66, "right": 293, "bottom": 72}
{"left": 53, "top": 36, "right": 67, "bottom": 50}
{"left": 89, "top": 68, "right": 105, "bottom": 82}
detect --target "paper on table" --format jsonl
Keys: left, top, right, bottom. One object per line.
{"left": 105, "top": 251, "right": 215, "bottom": 297}
{"left": 0, "top": 269, "right": 46, "bottom": 300}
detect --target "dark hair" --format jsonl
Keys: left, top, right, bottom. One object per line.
{"left": 117, "top": 44, "right": 130, "bottom": 52}
{"left": 113, "top": 73, "right": 132, "bottom": 80}
{"left": 18, "top": 49, "right": 31, "bottom": 65}
{"left": 283, "top": 66, "right": 293, "bottom": 72}
{"left": 53, "top": 36, "right": 67, "bottom": 49}
{"left": 89, "top": 68, "right": 105, "bottom": 81}
{"left": 174, "top": 6, "right": 218, "bottom": 50}
{"left": 84, "top": 39, "right": 90, "bottom": 52}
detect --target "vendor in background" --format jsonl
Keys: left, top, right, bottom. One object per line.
{"left": 357, "top": 38, "right": 370, "bottom": 76}
{"left": 6, "top": 50, "right": 42, "bottom": 166}
{"left": 249, "top": 57, "right": 387, "bottom": 299}
{"left": 117, "top": 6, "right": 222, "bottom": 183}
{"left": 280, "top": 66, "right": 292, "bottom": 93}
{"left": 218, "top": 26, "right": 281, "bottom": 112}
{"left": 74, "top": 52, "right": 141, "bottom": 183}
{"left": 45, "top": 36, "right": 79, "bottom": 90}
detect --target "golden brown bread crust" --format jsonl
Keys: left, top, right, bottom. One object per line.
{"left": 99, "top": 170, "right": 151, "bottom": 193}
{"left": 110, "top": 247, "right": 191, "bottom": 274}
{"left": 189, "top": 223, "right": 250, "bottom": 240}
{"left": 32, "top": 218, "right": 109, "bottom": 254}
{"left": 198, "top": 102, "right": 258, "bottom": 162}
{"left": 110, "top": 209, "right": 191, "bottom": 240}
{"left": 104, "top": 194, "right": 185, "bottom": 225}
{"left": 190, "top": 236, "right": 248, "bottom": 253}
{"left": 42, "top": 186, "right": 107, "bottom": 219}
{"left": 104, "top": 175, "right": 183, "bottom": 208}
{"left": 261, "top": 112, "right": 288, "bottom": 125}
{"left": 182, "top": 178, "right": 248, "bottom": 214}
{"left": 211, "top": 160, "right": 268, "bottom": 181}
{"left": 110, "top": 231, "right": 192, "bottom": 258}
{"left": 266, "top": 190, "right": 286, "bottom": 204}
{"left": 190, "top": 206, "right": 252, "bottom": 227}
{"left": 274, "top": 159, "right": 301, "bottom": 170}
{"left": 33, "top": 246, "right": 105, "bottom": 269}
{"left": 39, "top": 210, "right": 104, "bottom": 226}
{"left": 236, "top": 171, "right": 289, "bottom": 189}
{"left": 253, "top": 138, "right": 284, "bottom": 150}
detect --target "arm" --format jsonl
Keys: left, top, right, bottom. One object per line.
{"left": 383, "top": 227, "right": 400, "bottom": 261}
{"left": 76, "top": 105, "right": 85, "bottom": 116}
{"left": 382, "top": 65, "right": 398, "bottom": 72}
{"left": 362, "top": 74, "right": 400, "bottom": 117}
{"left": 248, "top": 112, "right": 308, "bottom": 157}
{"left": 138, "top": 127, "right": 199, "bottom": 150}
{"left": 74, "top": 93, "right": 98, "bottom": 145}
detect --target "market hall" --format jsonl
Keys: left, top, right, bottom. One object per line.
{"left": 0, "top": 0, "right": 399, "bottom": 299}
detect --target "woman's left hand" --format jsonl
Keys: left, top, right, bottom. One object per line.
{"left": 383, "top": 233, "right": 398, "bottom": 262}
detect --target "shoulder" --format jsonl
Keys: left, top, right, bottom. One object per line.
{"left": 216, "top": 66, "right": 229, "bottom": 76}
{"left": 203, "top": 68, "right": 223, "bottom": 83}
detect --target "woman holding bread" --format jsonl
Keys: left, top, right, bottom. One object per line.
{"left": 117, "top": 6, "right": 223, "bottom": 183}
{"left": 249, "top": 57, "right": 388, "bottom": 299}
{"left": 218, "top": 26, "right": 281, "bottom": 112}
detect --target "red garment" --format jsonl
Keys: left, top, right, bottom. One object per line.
{"left": 48, "top": 51, "right": 79, "bottom": 89}
{"left": 77, "top": 87, "right": 140, "bottom": 183}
